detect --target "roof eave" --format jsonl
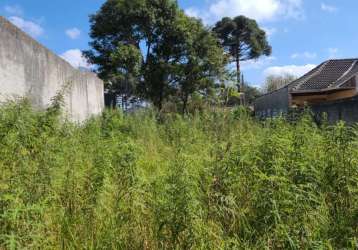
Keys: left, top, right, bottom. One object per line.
{"left": 290, "top": 87, "right": 355, "bottom": 95}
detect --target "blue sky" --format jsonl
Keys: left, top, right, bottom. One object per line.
{"left": 1, "top": 0, "right": 357, "bottom": 87}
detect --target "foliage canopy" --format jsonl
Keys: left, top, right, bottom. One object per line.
{"left": 213, "top": 15, "right": 271, "bottom": 104}
{"left": 84, "top": 0, "right": 227, "bottom": 112}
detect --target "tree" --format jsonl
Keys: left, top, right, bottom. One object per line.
{"left": 243, "top": 85, "right": 261, "bottom": 105}
{"left": 219, "top": 84, "right": 241, "bottom": 106}
{"left": 108, "top": 44, "right": 142, "bottom": 109}
{"left": 84, "top": 0, "right": 226, "bottom": 111}
{"left": 264, "top": 74, "right": 297, "bottom": 93}
{"left": 174, "top": 15, "right": 227, "bottom": 114}
{"left": 213, "top": 16, "right": 272, "bottom": 105}
{"left": 217, "top": 81, "right": 261, "bottom": 107}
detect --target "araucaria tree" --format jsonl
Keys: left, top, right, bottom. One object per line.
{"left": 84, "top": 0, "right": 226, "bottom": 111}
{"left": 213, "top": 16, "right": 272, "bottom": 104}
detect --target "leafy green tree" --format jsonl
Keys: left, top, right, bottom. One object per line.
{"left": 174, "top": 15, "right": 227, "bottom": 114}
{"left": 217, "top": 83, "right": 260, "bottom": 107}
{"left": 242, "top": 84, "right": 262, "bottom": 105}
{"left": 213, "top": 16, "right": 272, "bottom": 104}
{"left": 107, "top": 44, "right": 142, "bottom": 108}
{"left": 84, "top": 0, "right": 226, "bottom": 111}
{"left": 217, "top": 84, "right": 241, "bottom": 107}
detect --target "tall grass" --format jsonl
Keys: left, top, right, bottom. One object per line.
{"left": 0, "top": 100, "right": 357, "bottom": 249}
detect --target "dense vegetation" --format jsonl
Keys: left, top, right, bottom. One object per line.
{"left": 85, "top": 0, "right": 228, "bottom": 112}
{"left": 213, "top": 15, "right": 272, "bottom": 103}
{"left": 84, "top": 0, "right": 271, "bottom": 112}
{"left": 0, "top": 99, "right": 357, "bottom": 249}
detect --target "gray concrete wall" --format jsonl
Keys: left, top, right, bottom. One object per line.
{"left": 254, "top": 86, "right": 289, "bottom": 118}
{"left": 0, "top": 16, "right": 104, "bottom": 122}
{"left": 311, "top": 96, "right": 358, "bottom": 125}
{"left": 255, "top": 88, "right": 358, "bottom": 124}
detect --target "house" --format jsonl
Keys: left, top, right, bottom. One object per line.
{"left": 255, "top": 59, "right": 358, "bottom": 123}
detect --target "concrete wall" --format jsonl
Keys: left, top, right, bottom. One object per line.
{"left": 311, "top": 96, "right": 358, "bottom": 125}
{"left": 254, "top": 86, "right": 289, "bottom": 118}
{"left": 255, "top": 88, "right": 358, "bottom": 124}
{"left": 0, "top": 16, "right": 104, "bottom": 122}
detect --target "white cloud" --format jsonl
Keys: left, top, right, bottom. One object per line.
{"left": 9, "top": 16, "right": 44, "bottom": 37}
{"left": 186, "top": 0, "right": 304, "bottom": 24}
{"left": 321, "top": 3, "right": 337, "bottom": 12}
{"left": 209, "top": 0, "right": 280, "bottom": 22}
{"left": 264, "top": 64, "right": 317, "bottom": 77}
{"left": 328, "top": 48, "right": 338, "bottom": 58}
{"left": 263, "top": 27, "right": 277, "bottom": 38}
{"left": 60, "top": 49, "right": 91, "bottom": 69}
{"left": 65, "top": 28, "right": 81, "bottom": 39}
{"left": 283, "top": 0, "right": 304, "bottom": 19}
{"left": 291, "top": 51, "right": 317, "bottom": 59}
{"left": 185, "top": 8, "right": 202, "bottom": 20}
{"left": 242, "top": 56, "right": 276, "bottom": 70}
{"left": 4, "top": 5, "right": 23, "bottom": 16}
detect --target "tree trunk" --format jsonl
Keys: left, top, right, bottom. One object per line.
{"left": 158, "top": 86, "right": 163, "bottom": 111}
{"left": 225, "top": 88, "right": 229, "bottom": 107}
{"left": 241, "top": 73, "right": 246, "bottom": 106}
{"left": 236, "top": 48, "right": 244, "bottom": 106}
{"left": 145, "top": 41, "right": 151, "bottom": 65}
{"left": 182, "top": 94, "right": 189, "bottom": 115}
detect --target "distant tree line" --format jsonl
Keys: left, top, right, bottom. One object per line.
{"left": 264, "top": 74, "right": 297, "bottom": 93}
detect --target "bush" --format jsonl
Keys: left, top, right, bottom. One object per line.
{"left": 0, "top": 101, "right": 357, "bottom": 249}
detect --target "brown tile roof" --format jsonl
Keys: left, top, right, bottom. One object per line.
{"left": 290, "top": 59, "right": 358, "bottom": 92}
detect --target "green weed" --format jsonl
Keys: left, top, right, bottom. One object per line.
{"left": 0, "top": 102, "right": 357, "bottom": 249}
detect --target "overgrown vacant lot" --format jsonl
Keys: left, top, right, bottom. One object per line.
{"left": 0, "top": 101, "right": 357, "bottom": 249}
